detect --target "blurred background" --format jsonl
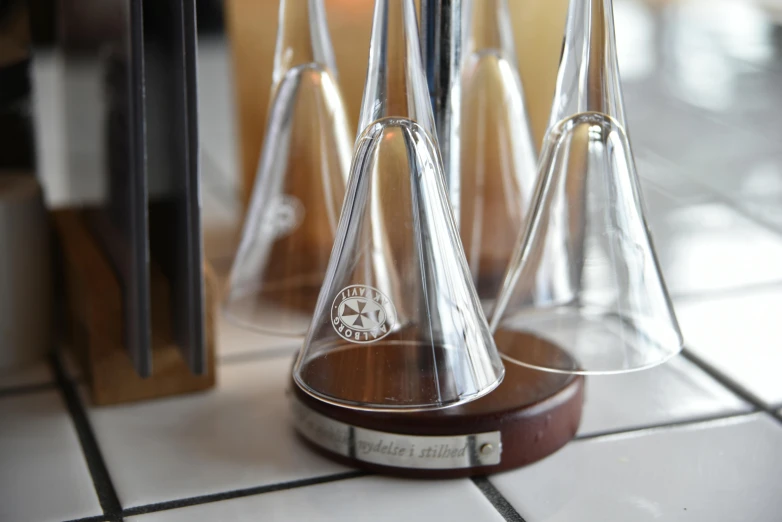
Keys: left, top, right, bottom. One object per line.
{"left": 21, "top": 0, "right": 782, "bottom": 285}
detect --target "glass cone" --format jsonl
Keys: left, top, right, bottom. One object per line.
{"left": 489, "top": 0, "right": 683, "bottom": 374}
{"left": 293, "top": 0, "right": 505, "bottom": 412}
{"left": 458, "top": 0, "right": 539, "bottom": 311}
{"left": 224, "top": 0, "right": 352, "bottom": 336}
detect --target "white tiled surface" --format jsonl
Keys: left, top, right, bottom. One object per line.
{"left": 0, "top": 392, "right": 102, "bottom": 522}
{"left": 127, "top": 476, "right": 505, "bottom": 522}
{"left": 646, "top": 201, "right": 782, "bottom": 296}
{"left": 676, "top": 286, "right": 782, "bottom": 407}
{"left": 3, "top": 1, "right": 782, "bottom": 521}
{"left": 491, "top": 414, "right": 782, "bottom": 522}
{"left": 579, "top": 354, "right": 751, "bottom": 436}
{"left": 0, "top": 361, "right": 52, "bottom": 391}
{"left": 86, "top": 355, "right": 348, "bottom": 509}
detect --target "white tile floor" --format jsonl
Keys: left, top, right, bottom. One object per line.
{"left": 645, "top": 201, "right": 782, "bottom": 296}
{"left": 126, "top": 476, "right": 505, "bottom": 522}
{"left": 4, "top": 1, "right": 782, "bottom": 521}
{"left": 675, "top": 285, "right": 782, "bottom": 407}
{"left": 491, "top": 414, "right": 782, "bottom": 522}
{"left": 0, "top": 391, "right": 102, "bottom": 522}
{"left": 85, "top": 355, "right": 348, "bottom": 509}
{"left": 578, "top": 354, "right": 751, "bottom": 436}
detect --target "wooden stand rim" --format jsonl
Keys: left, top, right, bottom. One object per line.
{"left": 290, "top": 365, "right": 584, "bottom": 479}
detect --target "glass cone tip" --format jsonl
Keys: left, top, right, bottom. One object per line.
{"left": 357, "top": 0, "right": 436, "bottom": 138}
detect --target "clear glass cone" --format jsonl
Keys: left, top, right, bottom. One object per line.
{"left": 224, "top": 0, "right": 352, "bottom": 336}
{"left": 293, "top": 0, "right": 505, "bottom": 412}
{"left": 490, "top": 0, "right": 683, "bottom": 374}
{"left": 357, "top": 0, "right": 436, "bottom": 136}
{"left": 459, "top": 0, "right": 538, "bottom": 312}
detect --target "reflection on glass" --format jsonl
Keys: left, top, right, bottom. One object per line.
{"left": 458, "top": 0, "right": 538, "bottom": 311}
{"left": 224, "top": 0, "right": 352, "bottom": 336}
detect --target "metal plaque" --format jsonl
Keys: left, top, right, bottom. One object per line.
{"left": 291, "top": 398, "right": 502, "bottom": 470}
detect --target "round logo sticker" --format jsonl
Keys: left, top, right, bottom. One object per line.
{"left": 331, "top": 285, "right": 396, "bottom": 344}
{"left": 269, "top": 194, "right": 305, "bottom": 239}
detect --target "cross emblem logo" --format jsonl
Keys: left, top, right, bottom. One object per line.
{"left": 332, "top": 285, "right": 396, "bottom": 344}
{"left": 340, "top": 299, "right": 382, "bottom": 330}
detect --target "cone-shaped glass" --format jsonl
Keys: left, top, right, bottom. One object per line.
{"left": 293, "top": 0, "right": 505, "bottom": 412}
{"left": 459, "top": 0, "right": 539, "bottom": 311}
{"left": 490, "top": 0, "right": 683, "bottom": 374}
{"left": 224, "top": 0, "right": 352, "bottom": 336}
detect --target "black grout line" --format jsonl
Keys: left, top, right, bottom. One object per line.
{"left": 574, "top": 410, "right": 761, "bottom": 442}
{"left": 680, "top": 348, "right": 781, "bottom": 421}
{"left": 0, "top": 381, "right": 57, "bottom": 399}
{"left": 218, "top": 346, "right": 300, "bottom": 365}
{"left": 62, "top": 515, "right": 118, "bottom": 522}
{"left": 471, "top": 476, "right": 527, "bottom": 522}
{"left": 50, "top": 354, "right": 124, "bottom": 519}
{"left": 681, "top": 348, "right": 782, "bottom": 429}
{"left": 122, "top": 471, "right": 368, "bottom": 516}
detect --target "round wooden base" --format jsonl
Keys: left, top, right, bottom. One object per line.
{"left": 290, "top": 336, "right": 584, "bottom": 478}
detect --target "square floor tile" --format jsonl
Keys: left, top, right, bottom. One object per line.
{"left": 0, "top": 361, "right": 52, "bottom": 392}
{"left": 675, "top": 287, "right": 782, "bottom": 407}
{"left": 87, "top": 354, "right": 348, "bottom": 509}
{"left": 646, "top": 202, "right": 782, "bottom": 295}
{"left": 579, "top": 354, "right": 751, "bottom": 436}
{"left": 491, "top": 414, "right": 782, "bottom": 522}
{"left": 127, "top": 475, "right": 504, "bottom": 522}
{"left": 0, "top": 391, "right": 102, "bottom": 522}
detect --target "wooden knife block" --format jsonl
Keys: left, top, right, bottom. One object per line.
{"left": 52, "top": 209, "right": 217, "bottom": 406}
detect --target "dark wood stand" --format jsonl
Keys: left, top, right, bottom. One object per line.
{"left": 291, "top": 339, "right": 584, "bottom": 478}
{"left": 52, "top": 209, "right": 217, "bottom": 406}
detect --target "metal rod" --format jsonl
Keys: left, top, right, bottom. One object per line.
{"left": 421, "top": 0, "right": 462, "bottom": 219}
